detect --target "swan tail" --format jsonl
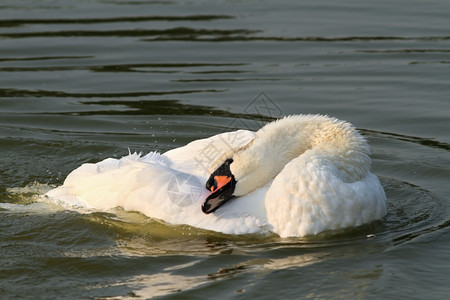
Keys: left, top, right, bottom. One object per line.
{"left": 45, "top": 152, "right": 170, "bottom": 210}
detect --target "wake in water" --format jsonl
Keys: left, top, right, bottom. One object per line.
{"left": 2, "top": 176, "right": 448, "bottom": 245}
{"left": 2, "top": 183, "right": 58, "bottom": 213}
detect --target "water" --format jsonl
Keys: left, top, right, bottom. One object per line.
{"left": 1, "top": 0, "right": 449, "bottom": 298}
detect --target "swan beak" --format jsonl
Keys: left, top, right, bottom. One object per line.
{"left": 202, "top": 158, "right": 236, "bottom": 214}
{"left": 209, "top": 175, "right": 231, "bottom": 192}
{"left": 202, "top": 175, "right": 236, "bottom": 214}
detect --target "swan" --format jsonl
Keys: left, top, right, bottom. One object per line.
{"left": 45, "top": 115, "right": 387, "bottom": 237}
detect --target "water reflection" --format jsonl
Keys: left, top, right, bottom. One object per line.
{"left": 99, "top": 273, "right": 208, "bottom": 299}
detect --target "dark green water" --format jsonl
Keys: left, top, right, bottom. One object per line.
{"left": 1, "top": 0, "right": 449, "bottom": 298}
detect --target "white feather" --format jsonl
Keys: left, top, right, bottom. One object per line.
{"left": 45, "top": 115, "right": 386, "bottom": 237}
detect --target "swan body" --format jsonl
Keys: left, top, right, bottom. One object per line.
{"left": 45, "top": 115, "right": 386, "bottom": 237}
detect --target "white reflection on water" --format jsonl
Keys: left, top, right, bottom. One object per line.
{"left": 94, "top": 272, "right": 208, "bottom": 299}
{"left": 127, "top": 273, "right": 208, "bottom": 299}
{"left": 104, "top": 253, "right": 326, "bottom": 299}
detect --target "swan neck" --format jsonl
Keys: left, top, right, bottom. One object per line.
{"left": 231, "top": 115, "right": 370, "bottom": 196}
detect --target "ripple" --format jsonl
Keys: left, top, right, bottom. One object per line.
{"left": 356, "top": 49, "right": 450, "bottom": 54}
{"left": 382, "top": 178, "right": 450, "bottom": 245}
{"left": 3, "top": 25, "right": 448, "bottom": 43}
{"left": 409, "top": 60, "right": 450, "bottom": 65}
{"left": 0, "top": 27, "right": 257, "bottom": 39}
{"left": 0, "top": 88, "right": 224, "bottom": 98}
{"left": 361, "top": 129, "right": 450, "bottom": 152}
{"left": 0, "top": 62, "right": 247, "bottom": 73}
{"left": 0, "top": 55, "right": 93, "bottom": 62}
{"left": 0, "top": 15, "right": 233, "bottom": 27}
{"left": 144, "top": 34, "right": 450, "bottom": 43}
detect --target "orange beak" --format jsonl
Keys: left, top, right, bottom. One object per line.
{"left": 209, "top": 175, "right": 232, "bottom": 193}
{"left": 202, "top": 158, "right": 236, "bottom": 214}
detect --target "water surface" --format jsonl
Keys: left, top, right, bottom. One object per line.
{"left": 1, "top": 0, "right": 449, "bottom": 299}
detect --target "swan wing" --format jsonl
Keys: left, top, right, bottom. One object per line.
{"left": 45, "top": 129, "right": 267, "bottom": 234}
{"left": 164, "top": 129, "right": 255, "bottom": 177}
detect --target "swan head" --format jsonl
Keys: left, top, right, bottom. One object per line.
{"left": 202, "top": 158, "right": 237, "bottom": 214}
{"left": 201, "top": 147, "right": 273, "bottom": 214}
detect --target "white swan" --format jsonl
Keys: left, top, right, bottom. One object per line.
{"left": 45, "top": 115, "right": 386, "bottom": 237}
